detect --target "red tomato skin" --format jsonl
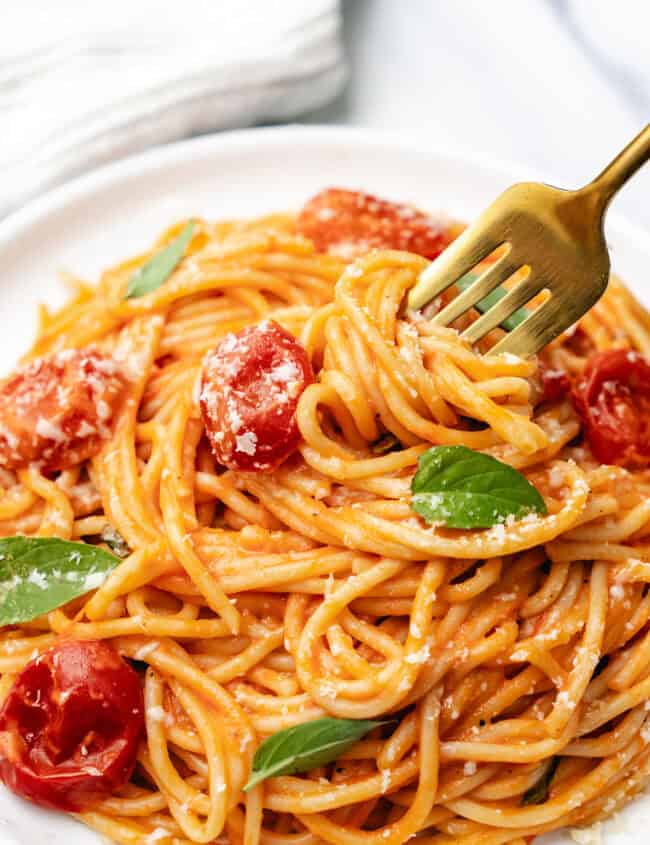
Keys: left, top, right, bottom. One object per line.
{"left": 0, "top": 640, "right": 144, "bottom": 812}
{"left": 200, "top": 320, "right": 314, "bottom": 472}
{"left": 572, "top": 348, "right": 650, "bottom": 466}
{"left": 0, "top": 349, "right": 124, "bottom": 473}
{"left": 539, "top": 364, "right": 571, "bottom": 404}
{"left": 296, "top": 188, "right": 453, "bottom": 261}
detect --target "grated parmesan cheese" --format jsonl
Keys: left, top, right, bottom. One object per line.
{"left": 404, "top": 644, "right": 430, "bottom": 665}
{"left": 83, "top": 571, "right": 105, "bottom": 591}
{"left": 147, "top": 706, "right": 166, "bottom": 724}
{"left": 26, "top": 570, "right": 48, "bottom": 589}
{"left": 35, "top": 417, "right": 67, "bottom": 442}
{"left": 235, "top": 431, "right": 258, "bottom": 455}
{"left": 569, "top": 822, "right": 602, "bottom": 844}
{"left": 145, "top": 828, "right": 172, "bottom": 844}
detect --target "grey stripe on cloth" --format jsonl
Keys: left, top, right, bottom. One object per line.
{"left": 0, "top": 0, "right": 346, "bottom": 216}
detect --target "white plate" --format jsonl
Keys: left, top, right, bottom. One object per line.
{"left": 0, "top": 125, "right": 648, "bottom": 844}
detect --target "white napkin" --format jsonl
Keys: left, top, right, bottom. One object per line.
{"left": 567, "top": 0, "right": 650, "bottom": 112}
{"left": 0, "top": 0, "right": 345, "bottom": 216}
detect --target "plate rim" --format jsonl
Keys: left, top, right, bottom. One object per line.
{"left": 0, "top": 124, "right": 648, "bottom": 258}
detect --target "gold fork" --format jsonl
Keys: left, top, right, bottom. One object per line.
{"left": 407, "top": 124, "right": 650, "bottom": 357}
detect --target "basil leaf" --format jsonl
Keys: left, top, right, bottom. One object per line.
{"left": 456, "top": 272, "right": 529, "bottom": 331}
{"left": 244, "top": 717, "right": 384, "bottom": 791}
{"left": 411, "top": 445, "right": 547, "bottom": 529}
{"left": 521, "top": 757, "right": 560, "bottom": 805}
{"left": 0, "top": 537, "right": 118, "bottom": 625}
{"left": 100, "top": 524, "right": 131, "bottom": 558}
{"left": 370, "top": 433, "right": 402, "bottom": 455}
{"left": 126, "top": 221, "right": 195, "bottom": 299}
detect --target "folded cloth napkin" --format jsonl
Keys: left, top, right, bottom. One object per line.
{"left": 0, "top": 0, "right": 345, "bottom": 216}
{"left": 567, "top": 0, "right": 650, "bottom": 114}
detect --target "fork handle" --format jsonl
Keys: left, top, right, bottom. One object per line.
{"left": 586, "top": 123, "right": 650, "bottom": 209}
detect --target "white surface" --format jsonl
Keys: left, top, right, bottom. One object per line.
{"left": 0, "top": 125, "right": 650, "bottom": 842}
{"left": 569, "top": 0, "right": 650, "bottom": 102}
{"left": 332, "top": 0, "right": 650, "bottom": 230}
{"left": 0, "top": 0, "right": 345, "bottom": 216}
{"left": 4, "top": 0, "right": 649, "bottom": 236}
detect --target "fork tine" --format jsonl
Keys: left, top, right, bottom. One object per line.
{"left": 432, "top": 254, "right": 518, "bottom": 328}
{"left": 461, "top": 271, "right": 546, "bottom": 344}
{"left": 407, "top": 229, "right": 502, "bottom": 311}
{"left": 489, "top": 295, "right": 563, "bottom": 357}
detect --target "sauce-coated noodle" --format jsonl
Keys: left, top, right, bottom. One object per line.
{"left": 2, "top": 205, "right": 650, "bottom": 845}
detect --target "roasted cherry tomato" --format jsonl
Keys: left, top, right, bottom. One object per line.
{"left": 572, "top": 348, "right": 650, "bottom": 466}
{"left": 0, "top": 640, "right": 144, "bottom": 811}
{"left": 538, "top": 364, "right": 571, "bottom": 404}
{"left": 0, "top": 349, "right": 124, "bottom": 472}
{"left": 200, "top": 320, "right": 314, "bottom": 472}
{"left": 296, "top": 188, "right": 453, "bottom": 261}
{"left": 562, "top": 323, "right": 595, "bottom": 358}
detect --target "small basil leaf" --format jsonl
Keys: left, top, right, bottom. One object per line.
{"left": 0, "top": 537, "right": 118, "bottom": 625}
{"left": 370, "top": 433, "right": 402, "bottom": 455}
{"left": 126, "top": 220, "right": 195, "bottom": 299}
{"left": 100, "top": 524, "right": 131, "bottom": 558}
{"left": 411, "top": 445, "right": 547, "bottom": 529}
{"left": 244, "top": 717, "right": 384, "bottom": 791}
{"left": 456, "top": 272, "right": 529, "bottom": 331}
{"left": 521, "top": 756, "right": 560, "bottom": 805}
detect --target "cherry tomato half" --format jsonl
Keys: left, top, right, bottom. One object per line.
{"left": 200, "top": 320, "right": 314, "bottom": 472}
{"left": 0, "top": 349, "right": 124, "bottom": 472}
{"left": 0, "top": 640, "right": 144, "bottom": 812}
{"left": 572, "top": 348, "right": 650, "bottom": 466}
{"left": 538, "top": 364, "right": 571, "bottom": 404}
{"left": 296, "top": 188, "right": 453, "bottom": 261}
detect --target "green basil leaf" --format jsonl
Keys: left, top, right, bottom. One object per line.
{"left": 370, "top": 433, "right": 402, "bottom": 455}
{"left": 521, "top": 756, "right": 560, "bottom": 805}
{"left": 126, "top": 220, "right": 195, "bottom": 299}
{"left": 411, "top": 445, "right": 547, "bottom": 529}
{"left": 0, "top": 537, "right": 118, "bottom": 625}
{"left": 244, "top": 717, "right": 384, "bottom": 791}
{"left": 456, "top": 272, "right": 529, "bottom": 331}
{"left": 100, "top": 524, "right": 131, "bottom": 558}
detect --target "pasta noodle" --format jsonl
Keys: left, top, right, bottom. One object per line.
{"left": 2, "top": 196, "right": 650, "bottom": 845}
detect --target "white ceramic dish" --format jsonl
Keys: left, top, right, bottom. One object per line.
{"left": 0, "top": 125, "right": 648, "bottom": 844}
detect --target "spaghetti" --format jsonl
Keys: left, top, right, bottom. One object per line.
{"left": 1, "top": 188, "right": 650, "bottom": 845}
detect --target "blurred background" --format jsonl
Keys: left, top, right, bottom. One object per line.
{"left": 2, "top": 0, "right": 648, "bottom": 226}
